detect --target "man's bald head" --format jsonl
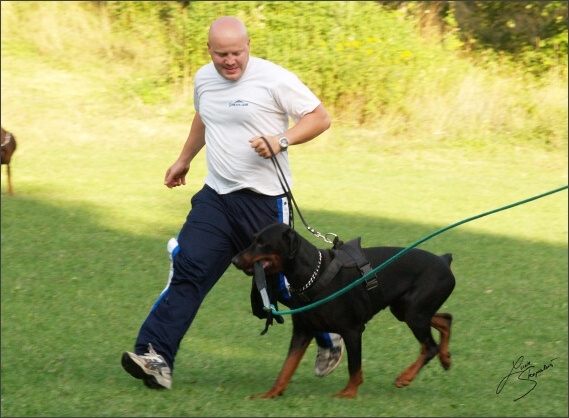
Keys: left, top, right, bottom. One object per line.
{"left": 208, "top": 16, "right": 248, "bottom": 44}
{"left": 207, "top": 16, "right": 250, "bottom": 81}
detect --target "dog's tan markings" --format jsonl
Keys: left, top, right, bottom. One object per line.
{"left": 333, "top": 369, "right": 363, "bottom": 398}
{"left": 235, "top": 252, "right": 254, "bottom": 267}
{"left": 431, "top": 313, "right": 453, "bottom": 370}
{"left": 394, "top": 342, "right": 433, "bottom": 387}
{"left": 259, "top": 254, "right": 282, "bottom": 275}
{"left": 250, "top": 343, "right": 311, "bottom": 399}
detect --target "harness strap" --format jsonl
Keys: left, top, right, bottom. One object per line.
{"left": 328, "top": 239, "right": 380, "bottom": 321}
{"left": 337, "top": 239, "right": 379, "bottom": 291}
{"left": 296, "top": 257, "right": 343, "bottom": 302}
{"left": 296, "top": 238, "right": 378, "bottom": 302}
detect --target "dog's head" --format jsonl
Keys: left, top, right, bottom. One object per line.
{"left": 232, "top": 223, "right": 300, "bottom": 276}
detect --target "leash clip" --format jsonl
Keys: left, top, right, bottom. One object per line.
{"left": 324, "top": 232, "right": 338, "bottom": 244}
{"left": 309, "top": 228, "right": 338, "bottom": 245}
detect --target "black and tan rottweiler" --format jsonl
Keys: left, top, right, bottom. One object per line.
{"left": 232, "top": 222, "right": 456, "bottom": 398}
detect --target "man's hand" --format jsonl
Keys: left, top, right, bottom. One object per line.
{"left": 250, "top": 135, "right": 281, "bottom": 159}
{"left": 164, "top": 161, "right": 190, "bottom": 188}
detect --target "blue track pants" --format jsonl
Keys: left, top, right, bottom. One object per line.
{"left": 133, "top": 185, "right": 333, "bottom": 370}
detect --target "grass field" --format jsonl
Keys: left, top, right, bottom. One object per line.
{"left": 2, "top": 24, "right": 568, "bottom": 418}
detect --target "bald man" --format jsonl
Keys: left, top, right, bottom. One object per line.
{"left": 122, "top": 16, "right": 342, "bottom": 390}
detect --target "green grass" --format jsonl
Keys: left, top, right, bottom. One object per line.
{"left": 1, "top": 16, "right": 568, "bottom": 418}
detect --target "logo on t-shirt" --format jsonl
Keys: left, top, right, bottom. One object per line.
{"left": 229, "top": 100, "right": 249, "bottom": 107}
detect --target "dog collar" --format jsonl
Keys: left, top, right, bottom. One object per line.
{"left": 295, "top": 251, "right": 322, "bottom": 293}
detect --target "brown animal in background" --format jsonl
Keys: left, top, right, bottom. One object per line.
{"left": 1, "top": 127, "right": 17, "bottom": 195}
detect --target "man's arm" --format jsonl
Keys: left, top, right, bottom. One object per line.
{"left": 249, "top": 104, "right": 331, "bottom": 158}
{"left": 164, "top": 112, "right": 207, "bottom": 188}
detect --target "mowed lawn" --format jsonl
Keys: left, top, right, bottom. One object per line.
{"left": 1, "top": 45, "right": 568, "bottom": 416}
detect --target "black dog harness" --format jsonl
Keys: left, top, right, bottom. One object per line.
{"left": 253, "top": 238, "right": 381, "bottom": 335}
{"left": 294, "top": 237, "right": 378, "bottom": 303}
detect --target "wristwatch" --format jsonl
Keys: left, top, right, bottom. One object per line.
{"left": 278, "top": 134, "right": 289, "bottom": 152}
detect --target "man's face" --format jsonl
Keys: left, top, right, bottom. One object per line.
{"left": 208, "top": 37, "right": 250, "bottom": 81}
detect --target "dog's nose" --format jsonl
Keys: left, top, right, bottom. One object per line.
{"left": 231, "top": 256, "right": 240, "bottom": 267}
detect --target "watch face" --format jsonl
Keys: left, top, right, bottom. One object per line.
{"left": 279, "top": 137, "right": 289, "bottom": 148}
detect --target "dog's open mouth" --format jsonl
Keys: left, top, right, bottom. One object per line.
{"left": 244, "top": 258, "right": 273, "bottom": 274}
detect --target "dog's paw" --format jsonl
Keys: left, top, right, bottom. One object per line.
{"left": 394, "top": 377, "right": 411, "bottom": 388}
{"left": 439, "top": 351, "right": 452, "bottom": 370}
{"left": 332, "top": 390, "right": 357, "bottom": 399}
{"left": 250, "top": 391, "right": 282, "bottom": 399}
{"left": 249, "top": 394, "right": 269, "bottom": 400}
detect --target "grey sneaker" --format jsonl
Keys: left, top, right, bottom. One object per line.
{"left": 122, "top": 343, "right": 172, "bottom": 389}
{"left": 314, "top": 335, "right": 344, "bottom": 377}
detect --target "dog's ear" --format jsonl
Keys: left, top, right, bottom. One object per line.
{"left": 283, "top": 227, "right": 300, "bottom": 259}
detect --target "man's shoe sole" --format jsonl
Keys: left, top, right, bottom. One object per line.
{"left": 121, "top": 352, "right": 167, "bottom": 389}
{"left": 315, "top": 343, "right": 345, "bottom": 377}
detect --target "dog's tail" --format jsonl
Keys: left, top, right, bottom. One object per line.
{"left": 440, "top": 253, "right": 453, "bottom": 267}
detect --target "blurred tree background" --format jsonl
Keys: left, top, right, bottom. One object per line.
{"left": 382, "top": 1, "right": 567, "bottom": 70}
{"left": 2, "top": 1, "right": 567, "bottom": 147}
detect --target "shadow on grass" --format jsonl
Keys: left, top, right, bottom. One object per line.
{"left": 1, "top": 195, "right": 567, "bottom": 416}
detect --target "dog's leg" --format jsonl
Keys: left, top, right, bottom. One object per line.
{"left": 334, "top": 369, "right": 363, "bottom": 399}
{"left": 251, "top": 331, "right": 312, "bottom": 399}
{"left": 333, "top": 330, "right": 363, "bottom": 398}
{"left": 6, "top": 164, "right": 12, "bottom": 195}
{"left": 394, "top": 341, "right": 438, "bottom": 388}
{"left": 431, "top": 313, "right": 452, "bottom": 370}
{"left": 395, "top": 315, "right": 439, "bottom": 388}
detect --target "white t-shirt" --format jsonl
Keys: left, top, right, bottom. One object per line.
{"left": 194, "top": 56, "right": 321, "bottom": 195}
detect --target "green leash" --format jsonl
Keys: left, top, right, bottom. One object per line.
{"left": 267, "top": 184, "right": 568, "bottom": 316}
